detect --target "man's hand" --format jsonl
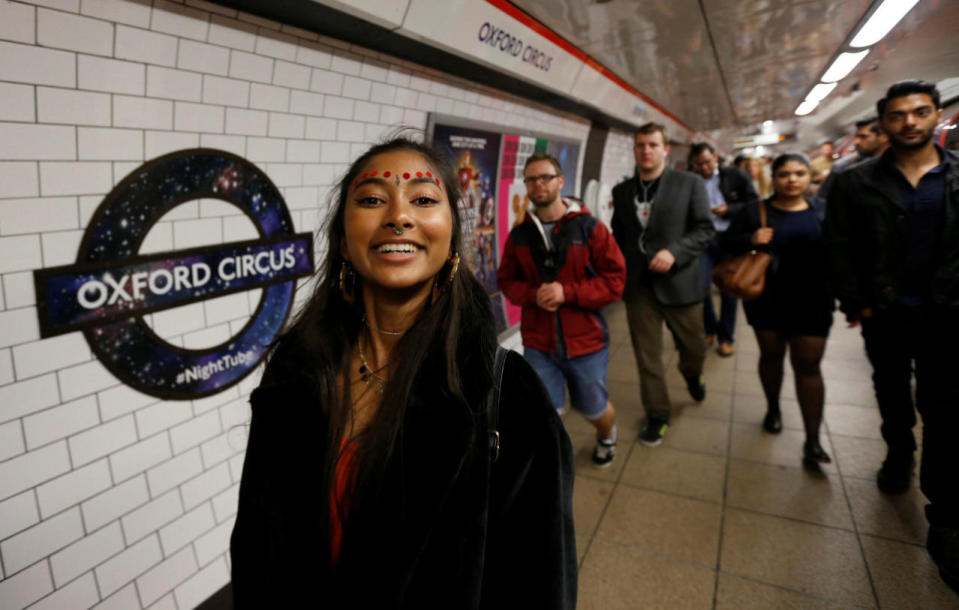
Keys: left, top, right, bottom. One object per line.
{"left": 536, "top": 282, "right": 565, "bottom": 311}
{"left": 847, "top": 307, "right": 872, "bottom": 328}
{"left": 648, "top": 249, "right": 675, "bottom": 273}
{"left": 711, "top": 202, "right": 728, "bottom": 217}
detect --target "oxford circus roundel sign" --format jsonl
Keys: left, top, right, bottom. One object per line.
{"left": 34, "top": 149, "right": 314, "bottom": 400}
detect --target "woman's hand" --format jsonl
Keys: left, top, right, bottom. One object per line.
{"left": 752, "top": 227, "right": 774, "bottom": 246}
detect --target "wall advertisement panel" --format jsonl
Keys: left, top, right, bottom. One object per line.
{"left": 429, "top": 116, "right": 582, "bottom": 334}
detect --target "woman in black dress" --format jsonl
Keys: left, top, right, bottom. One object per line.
{"left": 723, "top": 153, "right": 833, "bottom": 467}
{"left": 230, "top": 138, "right": 576, "bottom": 608}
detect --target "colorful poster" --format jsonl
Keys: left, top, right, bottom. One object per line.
{"left": 498, "top": 134, "right": 536, "bottom": 326}
{"left": 432, "top": 124, "right": 505, "bottom": 331}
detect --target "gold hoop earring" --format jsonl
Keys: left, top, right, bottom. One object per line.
{"left": 431, "top": 252, "right": 460, "bottom": 304}
{"left": 339, "top": 261, "right": 356, "bottom": 304}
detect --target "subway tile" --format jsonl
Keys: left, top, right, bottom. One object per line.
{"left": 36, "top": 458, "right": 112, "bottom": 518}
{"left": 177, "top": 39, "right": 230, "bottom": 76}
{"left": 145, "top": 131, "right": 200, "bottom": 159}
{"left": 0, "top": 307, "right": 39, "bottom": 348}
{"left": 95, "top": 535, "right": 162, "bottom": 597}
{"left": 92, "top": 585, "right": 140, "bottom": 610}
{"left": 37, "top": 7, "right": 113, "bottom": 55}
{"left": 0, "top": 419, "right": 25, "bottom": 462}
{"left": 273, "top": 59, "right": 310, "bottom": 90}
{"left": 41, "top": 229, "right": 83, "bottom": 266}
{"left": 173, "top": 556, "right": 229, "bottom": 610}
{"left": 28, "top": 572, "right": 99, "bottom": 610}
{"left": 146, "top": 447, "right": 203, "bottom": 497}
{"left": 12, "top": 332, "right": 91, "bottom": 379}
{"left": 136, "top": 546, "right": 197, "bottom": 606}
{"left": 229, "top": 49, "right": 273, "bottom": 84}
{"left": 122, "top": 489, "right": 182, "bottom": 544}
{"left": 0, "top": 1, "right": 36, "bottom": 44}
{"left": 290, "top": 90, "right": 325, "bottom": 116}
{"left": 255, "top": 30, "right": 297, "bottom": 61}
{"left": 82, "top": 474, "right": 149, "bottom": 532}
{"left": 68, "top": 414, "right": 137, "bottom": 467}
{"left": 159, "top": 503, "right": 215, "bottom": 555}
{"left": 0, "top": 194, "right": 75, "bottom": 239}
{"left": 147, "top": 66, "right": 203, "bottom": 102}
{"left": 151, "top": 0, "right": 209, "bottom": 42}
{"left": 309, "top": 68, "right": 343, "bottom": 95}
{"left": 200, "top": 134, "right": 245, "bottom": 157}
{"left": 0, "top": 374, "right": 60, "bottom": 423}
{"left": 323, "top": 95, "right": 354, "bottom": 120}
{"left": 181, "top": 462, "right": 230, "bottom": 510}
{"left": 115, "top": 24, "right": 177, "bottom": 67}
{"left": 245, "top": 137, "right": 285, "bottom": 162}
{"left": 80, "top": 0, "right": 151, "bottom": 28}
{"left": 208, "top": 14, "right": 256, "bottom": 52}
{"left": 267, "top": 112, "right": 305, "bottom": 138}
{"left": 1, "top": 507, "right": 83, "bottom": 574}
{"left": 193, "top": 518, "right": 232, "bottom": 566}
{"left": 175, "top": 102, "right": 225, "bottom": 133}
{"left": 0, "top": 41, "right": 75, "bottom": 87}
{"left": 0, "top": 161, "right": 39, "bottom": 198}
{"left": 296, "top": 41, "right": 333, "bottom": 69}
{"left": 78, "top": 55, "right": 145, "bottom": 95}
{"left": 50, "top": 520, "right": 123, "bottom": 586}
{"left": 39, "top": 162, "right": 112, "bottom": 196}
{"left": 305, "top": 116, "right": 336, "bottom": 140}
{"left": 202, "top": 75, "right": 250, "bottom": 107}
{"left": 249, "top": 83, "right": 290, "bottom": 112}
{"left": 211, "top": 482, "right": 239, "bottom": 522}
{"left": 113, "top": 96, "right": 173, "bottom": 130}
{"left": 0, "top": 490, "right": 40, "bottom": 541}
{"left": 0, "top": 82, "right": 35, "bottom": 121}
{"left": 58, "top": 359, "right": 118, "bottom": 402}
{"left": 109, "top": 432, "right": 171, "bottom": 483}
{"left": 225, "top": 107, "right": 268, "bottom": 136}
{"left": 135, "top": 400, "right": 193, "bottom": 439}
{"left": 0, "top": 562, "right": 53, "bottom": 610}
{"left": 0, "top": 123, "right": 76, "bottom": 161}
{"left": 24, "top": 394, "right": 99, "bottom": 450}
{"left": 98, "top": 382, "right": 158, "bottom": 422}
{"left": 78, "top": 127, "right": 144, "bottom": 161}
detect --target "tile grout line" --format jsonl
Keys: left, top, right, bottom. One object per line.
{"left": 711, "top": 347, "right": 738, "bottom": 609}
{"left": 825, "top": 408, "right": 883, "bottom": 608}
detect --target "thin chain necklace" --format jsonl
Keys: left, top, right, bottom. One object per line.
{"left": 362, "top": 313, "right": 404, "bottom": 336}
{"left": 357, "top": 333, "right": 387, "bottom": 395}
{"left": 637, "top": 174, "right": 660, "bottom": 203}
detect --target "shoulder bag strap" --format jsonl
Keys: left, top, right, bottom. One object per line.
{"left": 487, "top": 346, "right": 508, "bottom": 463}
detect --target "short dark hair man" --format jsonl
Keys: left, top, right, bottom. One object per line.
{"left": 688, "top": 142, "right": 758, "bottom": 356}
{"left": 818, "top": 117, "right": 889, "bottom": 200}
{"left": 497, "top": 153, "right": 626, "bottom": 467}
{"left": 611, "top": 123, "right": 715, "bottom": 446}
{"left": 825, "top": 79, "right": 959, "bottom": 593}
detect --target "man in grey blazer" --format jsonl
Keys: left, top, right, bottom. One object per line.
{"left": 611, "top": 123, "right": 715, "bottom": 446}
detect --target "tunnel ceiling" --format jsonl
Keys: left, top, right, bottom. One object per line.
{"left": 510, "top": 0, "right": 876, "bottom": 131}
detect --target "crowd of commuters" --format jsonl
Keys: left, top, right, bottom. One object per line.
{"left": 230, "top": 79, "right": 956, "bottom": 604}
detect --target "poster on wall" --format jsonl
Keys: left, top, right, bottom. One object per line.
{"left": 33, "top": 149, "right": 314, "bottom": 400}
{"left": 431, "top": 123, "right": 506, "bottom": 331}
{"left": 430, "top": 116, "right": 583, "bottom": 335}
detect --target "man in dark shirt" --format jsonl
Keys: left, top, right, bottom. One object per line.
{"left": 825, "top": 80, "right": 959, "bottom": 593}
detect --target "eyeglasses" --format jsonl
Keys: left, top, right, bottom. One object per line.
{"left": 523, "top": 174, "right": 559, "bottom": 185}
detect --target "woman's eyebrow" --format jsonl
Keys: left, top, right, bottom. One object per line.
{"left": 354, "top": 176, "right": 440, "bottom": 188}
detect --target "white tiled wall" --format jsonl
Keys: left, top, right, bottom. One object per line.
{"left": 0, "top": 0, "right": 601, "bottom": 608}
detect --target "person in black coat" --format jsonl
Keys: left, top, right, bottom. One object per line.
{"left": 230, "top": 138, "right": 576, "bottom": 608}
{"left": 722, "top": 153, "right": 833, "bottom": 468}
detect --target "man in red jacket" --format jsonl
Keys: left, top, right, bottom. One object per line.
{"left": 498, "top": 153, "right": 626, "bottom": 466}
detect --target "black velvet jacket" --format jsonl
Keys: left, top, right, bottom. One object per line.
{"left": 230, "top": 347, "right": 577, "bottom": 609}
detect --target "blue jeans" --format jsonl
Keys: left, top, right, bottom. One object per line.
{"left": 701, "top": 238, "right": 738, "bottom": 344}
{"left": 523, "top": 346, "right": 610, "bottom": 419}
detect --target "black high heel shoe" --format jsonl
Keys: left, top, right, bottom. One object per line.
{"left": 802, "top": 441, "right": 832, "bottom": 467}
{"left": 762, "top": 409, "right": 782, "bottom": 434}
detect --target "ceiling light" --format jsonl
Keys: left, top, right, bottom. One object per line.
{"left": 795, "top": 100, "right": 818, "bottom": 116}
{"left": 850, "top": 0, "right": 920, "bottom": 47}
{"left": 806, "top": 82, "right": 838, "bottom": 103}
{"left": 821, "top": 50, "right": 870, "bottom": 82}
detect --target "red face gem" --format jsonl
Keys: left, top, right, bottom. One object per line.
{"left": 354, "top": 180, "right": 359, "bottom": 187}
{"left": 426, "top": 171, "right": 433, "bottom": 177}
{"left": 362, "top": 172, "right": 368, "bottom": 179}
{"left": 403, "top": 172, "right": 410, "bottom": 180}
{"left": 371, "top": 170, "right": 377, "bottom": 176}
{"left": 435, "top": 178, "right": 440, "bottom": 185}
{"left": 383, "top": 171, "right": 391, "bottom": 178}
{"left": 416, "top": 171, "right": 423, "bottom": 178}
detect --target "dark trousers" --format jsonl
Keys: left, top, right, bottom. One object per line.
{"left": 700, "top": 238, "right": 738, "bottom": 344}
{"left": 861, "top": 304, "right": 959, "bottom": 528}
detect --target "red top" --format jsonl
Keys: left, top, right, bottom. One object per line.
{"left": 330, "top": 438, "right": 358, "bottom": 566}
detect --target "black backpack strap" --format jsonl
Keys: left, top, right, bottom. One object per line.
{"left": 487, "top": 346, "right": 508, "bottom": 463}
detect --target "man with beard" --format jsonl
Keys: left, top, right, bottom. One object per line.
{"left": 818, "top": 117, "right": 889, "bottom": 200}
{"left": 825, "top": 80, "right": 959, "bottom": 593}
{"left": 498, "top": 153, "right": 626, "bottom": 467}
{"left": 611, "top": 123, "right": 714, "bottom": 446}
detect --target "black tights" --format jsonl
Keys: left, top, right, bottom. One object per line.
{"left": 755, "top": 329, "right": 827, "bottom": 446}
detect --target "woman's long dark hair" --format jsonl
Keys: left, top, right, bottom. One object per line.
{"left": 267, "top": 136, "right": 496, "bottom": 545}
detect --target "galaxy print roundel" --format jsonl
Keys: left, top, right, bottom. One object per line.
{"left": 34, "top": 149, "right": 314, "bottom": 399}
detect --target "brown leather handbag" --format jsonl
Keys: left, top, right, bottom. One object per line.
{"left": 712, "top": 201, "right": 771, "bottom": 301}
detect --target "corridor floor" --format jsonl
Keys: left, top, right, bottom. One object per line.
{"left": 564, "top": 301, "right": 958, "bottom": 609}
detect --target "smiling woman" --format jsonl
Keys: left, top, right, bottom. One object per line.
{"left": 230, "top": 137, "right": 577, "bottom": 609}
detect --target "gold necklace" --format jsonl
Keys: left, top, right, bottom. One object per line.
{"left": 357, "top": 334, "right": 387, "bottom": 395}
